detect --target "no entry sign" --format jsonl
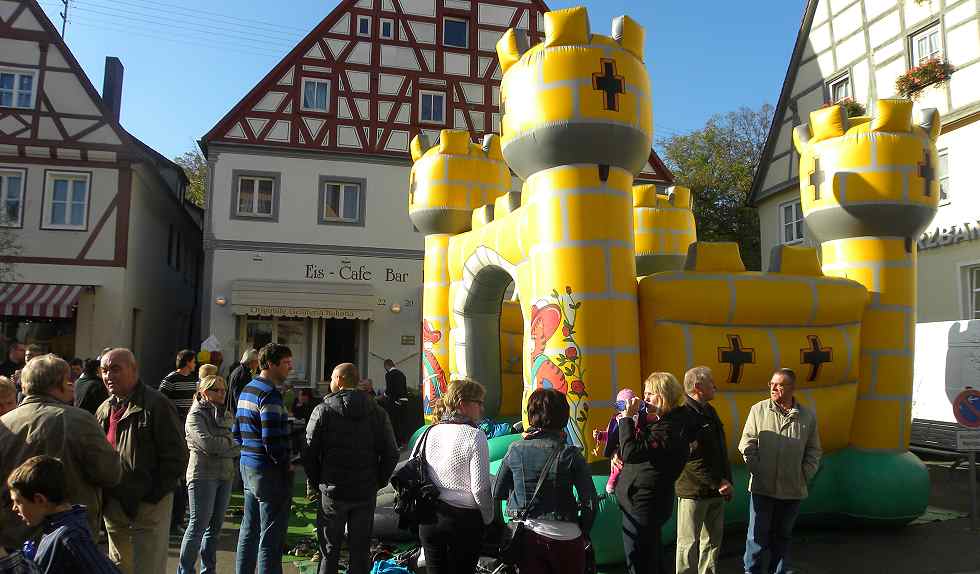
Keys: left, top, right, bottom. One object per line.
{"left": 953, "top": 389, "right": 980, "bottom": 429}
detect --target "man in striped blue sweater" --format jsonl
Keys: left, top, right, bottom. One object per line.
{"left": 233, "top": 343, "right": 293, "bottom": 574}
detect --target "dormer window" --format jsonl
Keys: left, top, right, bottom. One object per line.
{"left": 0, "top": 70, "right": 35, "bottom": 109}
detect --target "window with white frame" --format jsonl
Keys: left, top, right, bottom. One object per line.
{"left": 911, "top": 23, "right": 942, "bottom": 66}
{"left": 380, "top": 18, "right": 395, "bottom": 40}
{"left": 357, "top": 15, "right": 372, "bottom": 37}
{"left": 779, "top": 199, "right": 804, "bottom": 244}
{"left": 0, "top": 168, "right": 25, "bottom": 227}
{"left": 43, "top": 171, "right": 89, "bottom": 230}
{"left": 443, "top": 17, "right": 468, "bottom": 48}
{"left": 968, "top": 266, "right": 980, "bottom": 320}
{"left": 828, "top": 74, "right": 850, "bottom": 102}
{"left": 419, "top": 91, "right": 445, "bottom": 123}
{"left": 938, "top": 148, "right": 949, "bottom": 205}
{"left": 319, "top": 178, "right": 364, "bottom": 225}
{"left": 0, "top": 70, "right": 35, "bottom": 109}
{"left": 236, "top": 175, "right": 275, "bottom": 218}
{"left": 302, "top": 78, "right": 330, "bottom": 112}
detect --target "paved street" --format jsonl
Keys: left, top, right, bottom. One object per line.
{"left": 163, "top": 458, "right": 980, "bottom": 574}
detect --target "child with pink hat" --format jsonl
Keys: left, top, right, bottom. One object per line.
{"left": 592, "top": 387, "right": 644, "bottom": 493}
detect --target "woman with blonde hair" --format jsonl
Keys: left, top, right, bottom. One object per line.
{"left": 616, "top": 372, "right": 692, "bottom": 574}
{"left": 418, "top": 377, "right": 493, "bottom": 573}
{"left": 177, "top": 375, "right": 240, "bottom": 574}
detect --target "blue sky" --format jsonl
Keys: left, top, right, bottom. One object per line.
{"left": 36, "top": 0, "right": 804, "bottom": 159}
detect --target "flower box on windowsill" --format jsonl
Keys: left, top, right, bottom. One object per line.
{"left": 896, "top": 58, "right": 955, "bottom": 100}
{"left": 822, "top": 97, "right": 866, "bottom": 118}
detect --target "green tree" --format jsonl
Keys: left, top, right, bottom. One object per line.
{"left": 174, "top": 149, "right": 207, "bottom": 208}
{"left": 659, "top": 104, "right": 773, "bottom": 271}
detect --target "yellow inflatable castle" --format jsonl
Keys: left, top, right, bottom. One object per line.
{"left": 408, "top": 6, "right": 937, "bottom": 533}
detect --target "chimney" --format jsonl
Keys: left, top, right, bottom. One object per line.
{"left": 102, "top": 56, "right": 124, "bottom": 122}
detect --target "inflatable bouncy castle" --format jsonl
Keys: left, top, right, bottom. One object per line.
{"left": 406, "top": 6, "right": 939, "bottom": 563}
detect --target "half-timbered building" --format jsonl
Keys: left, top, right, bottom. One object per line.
{"left": 201, "top": 0, "right": 675, "bottom": 390}
{"left": 0, "top": 0, "right": 202, "bottom": 379}
{"left": 750, "top": 0, "right": 980, "bottom": 324}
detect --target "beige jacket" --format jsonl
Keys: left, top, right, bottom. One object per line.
{"left": 738, "top": 398, "right": 822, "bottom": 500}
{"left": 0, "top": 395, "right": 122, "bottom": 548}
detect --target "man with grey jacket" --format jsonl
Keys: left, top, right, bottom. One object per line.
{"left": 739, "top": 368, "right": 821, "bottom": 574}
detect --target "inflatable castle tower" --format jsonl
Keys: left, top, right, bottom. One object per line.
{"left": 408, "top": 6, "right": 939, "bottom": 532}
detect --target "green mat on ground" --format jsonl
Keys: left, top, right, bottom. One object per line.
{"left": 225, "top": 469, "right": 318, "bottom": 564}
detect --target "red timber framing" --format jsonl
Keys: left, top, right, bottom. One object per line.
{"left": 202, "top": 0, "right": 673, "bottom": 184}
{"left": 0, "top": 0, "right": 143, "bottom": 267}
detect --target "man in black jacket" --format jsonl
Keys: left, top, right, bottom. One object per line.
{"left": 228, "top": 349, "right": 259, "bottom": 413}
{"left": 73, "top": 358, "right": 107, "bottom": 416}
{"left": 382, "top": 359, "right": 408, "bottom": 444}
{"left": 304, "top": 362, "right": 398, "bottom": 574}
{"left": 675, "top": 366, "right": 733, "bottom": 574}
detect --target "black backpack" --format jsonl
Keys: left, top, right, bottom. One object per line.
{"left": 389, "top": 425, "right": 440, "bottom": 530}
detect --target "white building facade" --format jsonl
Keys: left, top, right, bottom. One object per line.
{"left": 751, "top": 0, "right": 980, "bottom": 323}
{"left": 0, "top": 0, "right": 203, "bottom": 379}
{"left": 200, "top": 0, "right": 553, "bottom": 390}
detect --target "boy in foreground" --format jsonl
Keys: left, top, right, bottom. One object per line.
{"left": 7, "top": 456, "right": 119, "bottom": 574}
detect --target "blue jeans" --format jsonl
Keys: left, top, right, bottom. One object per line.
{"left": 317, "top": 495, "right": 376, "bottom": 574}
{"left": 235, "top": 464, "right": 291, "bottom": 574}
{"left": 177, "top": 479, "right": 233, "bottom": 574}
{"left": 743, "top": 493, "right": 802, "bottom": 574}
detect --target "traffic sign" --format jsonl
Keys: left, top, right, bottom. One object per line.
{"left": 957, "top": 430, "right": 980, "bottom": 452}
{"left": 953, "top": 389, "right": 980, "bottom": 429}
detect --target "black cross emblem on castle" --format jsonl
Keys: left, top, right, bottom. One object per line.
{"left": 918, "top": 149, "right": 935, "bottom": 197}
{"left": 808, "top": 157, "right": 825, "bottom": 201}
{"left": 592, "top": 59, "right": 624, "bottom": 111}
{"left": 718, "top": 334, "right": 755, "bottom": 385}
{"left": 800, "top": 335, "right": 832, "bottom": 382}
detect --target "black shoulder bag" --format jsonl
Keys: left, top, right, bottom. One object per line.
{"left": 498, "top": 446, "right": 561, "bottom": 565}
{"left": 389, "top": 425, "right": 440, "bottom": 530}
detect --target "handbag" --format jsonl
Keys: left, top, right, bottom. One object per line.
{"left": 389, "top": 425, "right": 440, "bottom": 529}
{"left": 497, "top": 446, "right": 561, "bottom": 565}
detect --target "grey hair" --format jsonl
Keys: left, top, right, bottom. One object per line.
{"left": 0, "top": 376, "right": 14, "bottom": 397}
{"left": 683, "top": 366, "right": 713, "bottom": 394}
{"left": 21, "top": 354, "right": 69, "bottom": 396}
{"left": 103, "top": 348, "right": 137, "bottom": 368}
{"left": 241, "top": 349, "right": 259, "bottom": 363}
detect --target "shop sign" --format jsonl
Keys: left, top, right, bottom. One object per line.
{"left": 304, "top": 259, "right": 410, "bottom": 283}
{"left": 401, "top": 335, "right": 416, "bottom": 345}
{"left": 918, "top": 221, "right": 980, "bottom": 251}
{"left": 244, "top": 306, "right": 371, "bottom": 320}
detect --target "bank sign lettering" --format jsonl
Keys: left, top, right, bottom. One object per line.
{"left": 304, "top": 260, "right": 409, "bottom": 282}
{"left": 918, "top": 221, "right": 980, "bottom": 251}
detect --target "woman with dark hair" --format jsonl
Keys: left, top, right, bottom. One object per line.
{"left": 493, "top": 388, "right": 598, "bottom": 574}
{"left": 616, "top": 372, "right": 692, "bottom": 574}
{"left": 418, "top": 378, "right": 494, "bottom": 573}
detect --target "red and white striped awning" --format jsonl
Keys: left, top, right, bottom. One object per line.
{"left": 0, "top": 284, "right": 84, "bottom": 319}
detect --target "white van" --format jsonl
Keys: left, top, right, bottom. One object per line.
{"left": 911, "top": 320, "right": 980, "bottom": 452}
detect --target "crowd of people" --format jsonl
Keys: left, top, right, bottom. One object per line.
{"left": 0, "top": 335, "right": 822, "bottom": 574}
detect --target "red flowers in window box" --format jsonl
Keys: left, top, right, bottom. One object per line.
{"left": 896, "top": 58, "right": 955, "bottom": 100}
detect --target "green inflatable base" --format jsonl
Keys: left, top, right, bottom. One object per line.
{"left": 409, "top": 426, "right": 931, "bottom": 566}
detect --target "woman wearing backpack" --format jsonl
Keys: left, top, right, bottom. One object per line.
{"left": 493, "top": 388, "right": 598, "bottom": 574}
{"left": 419, "top": 378, "right": 494, "bottom": 573}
